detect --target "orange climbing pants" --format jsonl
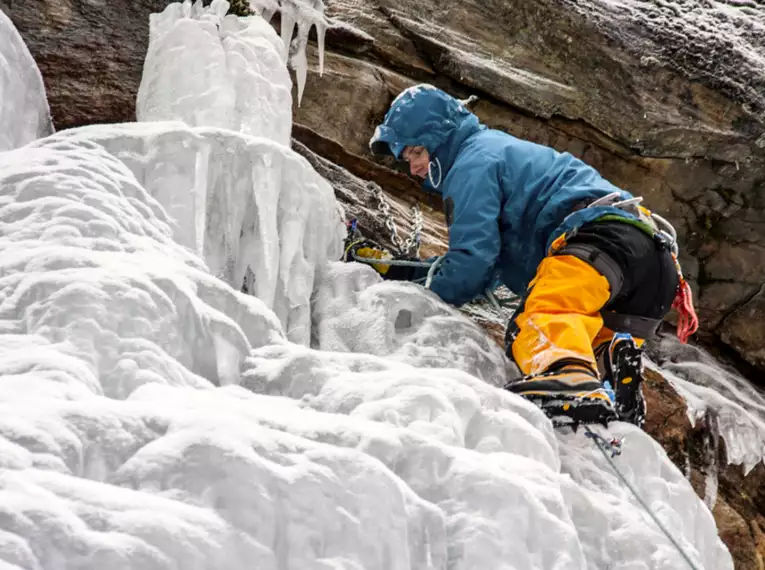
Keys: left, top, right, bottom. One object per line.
{"left": 511, "top": 254, "right": 643, "bottom": 375}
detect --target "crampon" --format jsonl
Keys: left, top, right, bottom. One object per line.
{"left": 522, "top": 390, "right": 619, "bottom": 431}
{"left": 504, "top": 361, "right": 620, "bottom": 432}
{"left": 596, "top": 332, "right": 646, "bottom": 429}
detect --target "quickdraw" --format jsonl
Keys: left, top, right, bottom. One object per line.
{"left": 584, "top": 425, "right": 623, "bottom": 457}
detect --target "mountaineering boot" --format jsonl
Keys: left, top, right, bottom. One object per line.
{"left": 504, "top": 360, "right": 618, "bottom": 428}
{"left": 595, "top": 333, "right": 646, "bottom": 428}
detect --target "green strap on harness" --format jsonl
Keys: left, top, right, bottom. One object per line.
{"left": 591, "top": 214, "right": 658, "bottom": 238}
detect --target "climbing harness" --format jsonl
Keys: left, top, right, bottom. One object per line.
{"left": 571, "top": 192, "right": 700, "bottom": 343}
{"left": 584, "top": 426, "right": 703, "bottom": 570}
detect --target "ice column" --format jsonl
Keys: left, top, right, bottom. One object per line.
{"left": 137, "top": 0, "right": 293, "bottom": 145}
{"left": 0, "top": 9, "right": 53, "bottom": 150}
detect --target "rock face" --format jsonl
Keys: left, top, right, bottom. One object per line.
{"left": 1, "top": 0, "right": 170, "bottom": 128}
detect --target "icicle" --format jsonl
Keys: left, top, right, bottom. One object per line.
{"left": 311, "top": 0, "right": 326, "bottom": 76}
{"left": 315, "top": 20, "right": 326, "bottom": 76}
{"left": 702, "top": 410, "right": 720, "bottom": 511}
{"left": 280, "top": 0, "right": 298, "bottom": 61}
{"left": 248, "top": 0, "right": 278, "bottom": 23}
{"left": 292, "top": 26, "right": 309, "bottom": 106}
{"left": 249, "top": 0, "right": 327, "bottom": 104}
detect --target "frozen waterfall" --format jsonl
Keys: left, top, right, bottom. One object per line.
{"left": 0, "top": 2, "right": 741, "bottom": 569}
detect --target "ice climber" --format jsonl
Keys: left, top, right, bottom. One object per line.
{"left": 364, "top": 84, "right": 699, "bottom": 428}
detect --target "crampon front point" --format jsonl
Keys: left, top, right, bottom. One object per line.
{"left": 523, "top": 390, "right": 620, "bottom": 431}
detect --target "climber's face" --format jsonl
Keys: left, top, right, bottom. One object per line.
{"left": 402, "top": 146, "right": 430, "bottom": 179}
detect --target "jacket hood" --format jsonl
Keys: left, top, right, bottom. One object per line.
{"left": 369, "top": 84, "right": 484, "bottom": 191}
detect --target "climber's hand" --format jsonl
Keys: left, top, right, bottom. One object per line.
{"left": 346, "top": 243, "right": 393, "bottom": 275}
{"left": 344, "top": 239, "right": 428, "bottom": 282}
{"left": 355, "top": 246, "right": 392, "bottom": 262}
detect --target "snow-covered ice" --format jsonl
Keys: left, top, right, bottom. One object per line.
{"left": 0, "top": 2, "right": 738, "bottom": 569}
{"left": 651, "top": 335, "right": 765, "bottom": 476}
{"left": 312, "top": 263, "right": 513, "bottom": 383}
{"left": 0, "top": 8, "right": 53, "bottom": 151}
{"left": 34, "top": 122, "right": 345, "bottom": 347}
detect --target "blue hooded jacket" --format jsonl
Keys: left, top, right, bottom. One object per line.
{"left": 369, "top": 85, "right": 638, "bottom": 306}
